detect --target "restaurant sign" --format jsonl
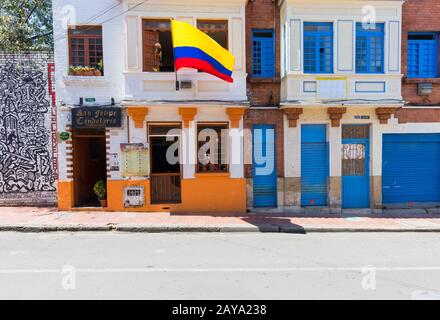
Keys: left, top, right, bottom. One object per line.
{"left": 72, "top": 107, "right": 122, "bottom": 129}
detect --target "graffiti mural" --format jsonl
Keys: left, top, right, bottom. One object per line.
{"left": 0, "top": 61, "right": 56, "bottom": 195}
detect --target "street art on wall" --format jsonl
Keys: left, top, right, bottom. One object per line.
{"left": 0, "top": 61, "right": 56, "bottom": 195}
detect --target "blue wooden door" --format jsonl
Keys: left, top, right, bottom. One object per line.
{"left": 342, "top": 125, "right": 370, "bottom": 209}
{"left": 253, "top": 125, "right": 277, "bottom": 207}
{"left": 383, "top": 133, "right": 440, "bottom": 207}
{"left": 301, "top": 124, "right": 328, "bottom": 206}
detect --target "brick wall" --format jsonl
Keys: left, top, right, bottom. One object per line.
{"left": 245, "top": 0, "right": 280, "bottom": 107}
{"left": 402, "top": 0, "right": 440, "bottom": 106}
{"left": 0, "top": 52, "right": 57, "bottom": 206}
{"left": 244, "top": 1, "right": 283, "bottom": 179}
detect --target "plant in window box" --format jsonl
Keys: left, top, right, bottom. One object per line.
{"left": 81, "top": 66, "right": 96, "bottom": 76}
{"left": 69, "top": 65, "right": 82, "bottom": 76}
{"left": 93, "top": 180, "right": 107, "bottom": 207}
{"left": 69, "top": 65, "right": 101, "bottom": 76}
{"left": 97, "top": 59, "right": 104, "bottom": 76}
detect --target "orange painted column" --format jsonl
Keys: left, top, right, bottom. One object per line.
{"left": 127, "top": 106, "right": 149, "bottom": 128}
{"left": 57, "top": 181, "right": 74, "bottom": 210}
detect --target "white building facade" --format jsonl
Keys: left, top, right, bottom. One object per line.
{"left": 53, "top": 0, "right": 249, "bottom": 213}
{"left": 279, "top": 0, "right": 405, "bottom": 213}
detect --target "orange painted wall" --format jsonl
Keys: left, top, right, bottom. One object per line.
{"left": 57, "top": 181, "right": 74, "bottom": 210}
{"left": 60, "top": 176, "right": 247, "bottom": 214}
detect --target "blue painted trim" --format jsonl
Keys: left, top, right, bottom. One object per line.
{"left": 384, "top": 133, "right": 440, "bottom": 143}
{"left": 337, "top": 20, "right": 354, "bottom": 72}
{"left": 251, "top": 29, "right": 275, "bottom": 78}
{"left": 342, "top": 124, "right": 370, "bottom": 209}
{"left": 303, "top": 81, "right": 317, "bottom": 93}
{"left": 252, "top": 124, "right": 278, "bottom": 208}
{"left": 355, "top": 22, "right": 385, "bottom": 74}
{"left": 303, "top": 22, "right": 334, "bottom": 74}
{"left": 407, "top": 32, "right": 438, "bottom": 78}
{"left": 388, "top": 21, "right": 401, "bottom": 73}
{"left": 355, "top": 81, "right": 386, "bottom": 93}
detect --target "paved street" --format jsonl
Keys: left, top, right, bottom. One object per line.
{"left": 1, "top": 232, "right": 440, "bottom": 300}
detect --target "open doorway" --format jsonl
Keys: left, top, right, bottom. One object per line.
{"left": 149, "top": 124, "right": 181, "bottom": 204}
{"left": 72, "top": 129, "right": 107, "bottom": 207}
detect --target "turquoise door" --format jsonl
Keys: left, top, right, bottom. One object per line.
{"left": 253, "top": 125, "right": 277, "bottom": 207}
{"left": 342, "top": 125, "right": 370, "bottom": 209}
{"left": 301, "top": 124, "right": 328, "bottom": 206}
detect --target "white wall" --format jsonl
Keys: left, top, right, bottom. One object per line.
{"left": 52, "top": 0, "right": 248, "bottom": 107}
{"left": 280, "top": 0, "right": 404, "bottom": 102}
{"left": 52, "top": 0, "right": 125, "bottom": 107}
{"left": 123, "top": 0, "right": 248, "bottom": 102}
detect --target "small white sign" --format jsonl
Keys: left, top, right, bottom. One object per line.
{"left": 109, "top": 153, "right": 119, "bottom": 172}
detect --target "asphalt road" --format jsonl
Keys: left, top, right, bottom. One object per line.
{"left": 1, "top": 232, "right": 440, "bottom": 300}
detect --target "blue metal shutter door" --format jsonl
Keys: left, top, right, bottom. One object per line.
{"left": 253, "top": 125, "right": 277, "bottom": 207}
{"left": 383, "top": 133, "right": 440, "bottom": 207}
{"left": 301, "top": 124, "right": 329, "bottom": 206}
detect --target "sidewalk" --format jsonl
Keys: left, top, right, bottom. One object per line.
{"left": 1, "top": 207, "right": 440, "bottom": 233}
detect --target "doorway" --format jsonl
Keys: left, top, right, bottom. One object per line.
{"left": 149, "top": 124, "right": 182, "bottom": 204}
{"left": 252, "top": 124, "right": 277, "bottom": 207}
{"left": 301, "top": 124, "right": 329, "bottom": 206}
{"left": 72, "top": 129, "right": 107, "bottom": 207}
{"left": 341, "top": 125, "right": 370, "bottom": 209}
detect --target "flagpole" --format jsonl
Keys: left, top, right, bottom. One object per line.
{"left": 170, "top": 18, "right": 180, "bottom": 91}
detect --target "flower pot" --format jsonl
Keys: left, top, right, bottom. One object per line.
{"left": 99, "top": 199, "right": 107, "bottom": 207}
{"left": 94, "top": 70, "right": 102, "bottom": 76}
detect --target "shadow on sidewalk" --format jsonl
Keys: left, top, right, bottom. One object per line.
{"left": 240, "top": 216, "right": 306, "bottom": 234}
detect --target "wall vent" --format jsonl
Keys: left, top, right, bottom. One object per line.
{"left": 180, "top": 81, "right": 192, "bottom": 89}
{"left": 418, "top": 83, "right": 433, "bottom": 96}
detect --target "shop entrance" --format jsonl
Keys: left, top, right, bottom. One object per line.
{"left": 149, "top": 124, "right": 181, "bottom": 204}
{"left": 72, "top": 129, "right": 107, "bottom": 207}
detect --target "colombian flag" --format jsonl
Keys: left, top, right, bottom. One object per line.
{"left": 171, "top": 20, "right": 235, "bottom": 83}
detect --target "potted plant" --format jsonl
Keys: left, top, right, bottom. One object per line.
{"left": 93, "top": 180, "right": 107, "bottom": 207}
{"left": 69, "top": 65, "right": 101, "bottom": 76}
{"left": 93, "top": 68, "right": 102, "bottom": 76}
{"left": 69, "top": 65, "right": 81, "bottom": 76}
{"left": 81, "top": 66, "right": 95, "bottom": 76}
{"left": 97, "top": 59, "right": 104, "bottom": 76}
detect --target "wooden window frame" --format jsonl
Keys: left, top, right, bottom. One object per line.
{"left": 196, "top": 122, "right": 229, "bottom": 173}
{"left": 68, "top": 26, "right": 103, "bottom": 69}
{"left": 142, "top": 19, "right": 173, "bottom": 72}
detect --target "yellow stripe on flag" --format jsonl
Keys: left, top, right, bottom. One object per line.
{"left": 171, "top": 20, "right": 235, "bottom": 72}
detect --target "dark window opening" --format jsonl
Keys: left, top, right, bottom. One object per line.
{"left": 409, "top": 33, "right": 436, "bottom": 41}
{"left": 197, "top": 20, "right": 228, "bottom": 49}
{"left": 68, "top": 26, "right": 103, "bottom": 76}
{"left": 150, "top": 136, "right": 180, "bottom": 174}
{"left": 197, "top": 123, "right": 228, "bottom": 173}
{"left": 143, "top": 20, "right": 174, "bottom": 72}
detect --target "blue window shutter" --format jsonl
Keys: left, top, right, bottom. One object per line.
{"left": 304, "top": 22, "right": 333, "bottom": 74}
{"left": 408, "top": 33, "right": 438, "bottom": 78}
{"left": 356, "top": 23, "right": 384, "bottom": 74}
{"left": 252, "top": 30, "right": 275, "bottom": 78}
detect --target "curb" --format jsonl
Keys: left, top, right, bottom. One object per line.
{"left": 1, "top": 224, "right": 440, "bottom": 233}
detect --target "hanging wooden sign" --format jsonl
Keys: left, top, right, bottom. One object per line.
{"left": 72, "top": 107, "right": 122, "bottom": 129}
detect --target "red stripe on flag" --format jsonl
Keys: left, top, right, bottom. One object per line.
{"left": 175, "top": 58, "right": 233, "bottom": 83}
